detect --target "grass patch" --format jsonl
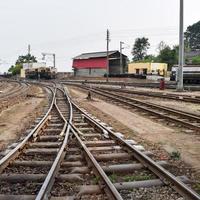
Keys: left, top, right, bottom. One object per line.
{"left": 93, "top": 176, "right": 100, "bottom": 184}
{"left": 109, "top": 174, "right": 117, "bottom": 183}
{"left": 194, "top": 183, "right": 200, "bottom": 194}
{"left": 170, "top": 151, "right": 181, "bottom": 160}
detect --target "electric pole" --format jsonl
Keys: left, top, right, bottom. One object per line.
{"left": 28, "top": 44, "right": 31, "bottom": 71}
{"left": 28, "top": 44, "right": 31, "bottom": 55}
{"left": 106, "top": 29, "right": 110, "bottom": 82}
{"left": 53, "top": 54, "right": 56, "bottom": 69}
{"left": 177, "top": 0, "right": 184, "bottom": 91}
{"left": 120, "top": 41, "right": 124, "bottom": 74}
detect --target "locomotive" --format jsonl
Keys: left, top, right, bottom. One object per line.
{"left": 170, "top": 65, "right": 200, "bottom": 84}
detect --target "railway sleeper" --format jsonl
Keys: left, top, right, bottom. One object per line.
{"left": 102, "top": 160, "right": 168, "bottom": 173}
{"left": 39, "top": 135, "right": 62, "bottom": 142}
{"left": 84, "top": 140, "right": 116, "bottom": 147}
{"left": 50, "top": 175, "right": 190, "bottom": 198}
{"left": 94, "top": 152, "right": 153, "bottom": 162}
{"left": 29, "top": 142, "right": 62, "bottom": 148}
{"left": 24, "top": 148, "right": 59, "bottom": 155}
{"left": 0, "top": 195, "right": 36, "bottom": 200}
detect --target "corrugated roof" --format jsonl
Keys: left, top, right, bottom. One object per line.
{"left": 73, "top": 50, "right": 119, "bottom": 59}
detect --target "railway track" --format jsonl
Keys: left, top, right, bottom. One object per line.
{"left": 0, "top": 85, "right": 199, "bottom": 199}
{"left": 93, "top": 86, "right": 200, "bottom": 104}
{"left": 75, "top": 85, "right": 200, "bottom": 133}
{"left": 61, "top": 80, "right": 176, "bottom": 89}
{"left": 0, "top": 80, "right": 29, "bottom": 100}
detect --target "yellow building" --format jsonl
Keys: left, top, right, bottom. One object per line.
{"left": 128, "top": 62, "right": 168, "bottom": 76}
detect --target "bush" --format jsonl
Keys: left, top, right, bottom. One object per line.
{"left": 192, "top": 56, "right": 200, "bottom": 64}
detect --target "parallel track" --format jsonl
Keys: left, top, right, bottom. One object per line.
{"left": 0, "top": 84, "right": 199, "bottom": 199}
{"left": 93, "top": 86, "right": 200, "bottom": 104}
{"left": 0, "top": 80, "right": 29, "bottom": 100}
{"left": 75, "top": 85, "right": 200, "bottom": 133}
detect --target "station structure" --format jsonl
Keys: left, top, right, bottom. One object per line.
{"left": 72, "top": 50, "right": 127, "bottom": 77}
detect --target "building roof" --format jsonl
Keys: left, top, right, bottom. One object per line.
{"left": 73, "top": 50, "right": 126, "bottom": 60}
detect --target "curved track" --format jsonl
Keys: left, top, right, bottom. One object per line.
{"left": 0, "top": 80, "right": 29, "bottom": 100}
{"left": 0, "top": 84, "right": 199, "bottom": 199}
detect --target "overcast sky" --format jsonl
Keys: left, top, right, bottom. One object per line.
{"left": 0, "top": 0, "right": 199, "bottom": 72}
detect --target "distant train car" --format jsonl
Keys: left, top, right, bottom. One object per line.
{"left": 25, "top": 67, "right": 56, "bottom": 79}
{"left": 170, "top": 65, "right": 200, "bottom": 83}
{"left": 21, "top": 63, "right": 57, "bottom": 79}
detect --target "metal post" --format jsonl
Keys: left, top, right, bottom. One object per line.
{"left": 120, "top": 41, "right": 124, "bottom": 74}
{"left": 53, "top": 54, "right": 56, "bottom": 68}
{"left": 27, "top": 44, "right": 31, "bottom": 79}
{"left": 177, "top": 0, "right": 184, "bottom": 91}
{"left": 106, "top": 29, "right": 110, "bottom": 82}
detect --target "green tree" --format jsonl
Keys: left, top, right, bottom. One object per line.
{"left": 185, "top": 21, "right": 200, "bottom": 50}
{"left": 143, "top": 55, "right": 158, "bottom": 63}
{"left": 15, "top": 54, "right": 37, "bottom": 65}
{"left": 131, "top": 37, "right": 150, "bottom": 61}
{"left": 157, "top": 45, "right": 178, "bottom": 70}
{"left": 8, "top": 54, "right": 37, "bottom": 75}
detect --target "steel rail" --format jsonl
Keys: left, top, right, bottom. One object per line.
{"left": 80, "top": 86, "right": 200, "bottom": 132}
{"left": 36, "top": 86, "right": 123, "bottom": 199}
{"left": 0, "top": 86, "right": 56, "bottom": 173}
{"left": 36, "top": 87, "right": 73, "bottom": 200}
{"left": 64, "top": 86, "right": 124, "bottom": 199}
{"left": 61, "top": 80, "right": 176, "bottom": 89}
{"left": 69, "top": 99, "right": 200, "bottom": 200}
{"left": 96, "top": 86, "right": 200, "bottom": 104}
{"left": 70, "top": 125, "right": 123, "bottom": 200}
{"left": 95, "top": 87, "right": 200, "bottom": 120}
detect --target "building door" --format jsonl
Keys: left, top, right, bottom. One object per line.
{"left": 143, "top": 68, "right": 147, "bottom": 75}
{"left": 136, "top": 69, "right": 139, "bottom": 74}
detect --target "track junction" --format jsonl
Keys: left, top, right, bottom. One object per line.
{"left": 0, "top": 81, "right": 199, "bottom": 199}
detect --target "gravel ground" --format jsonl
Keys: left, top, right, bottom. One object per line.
{"left": 0, "top": 85, "right": 48, "bottom": 152}
{"left": 120, "top": 186, "right": 183, "bottom": 200}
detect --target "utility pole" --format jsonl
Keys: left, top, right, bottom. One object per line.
{"left": 53, "top": 54, "right": 56, "bottom": 68}
{"left": 177, "top": 0, "right": 184, "bottom": 91}
{"left": 106, "top": 29, "right": 110, "bottom": 82}
{"left": 27, "top": 44, "right": 31, "bottom": 72}
{"left": 120, "top": 41, "right": 124, "bottom": 74}
{"left": 28, "top": 44, "right": 31, "bottom": 55}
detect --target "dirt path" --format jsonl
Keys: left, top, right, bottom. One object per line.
{"left": 68, "top": 87, "right": 200, "bottom": 172}
{"left": 0, "top": 86, "right": 47, "bottom": 151}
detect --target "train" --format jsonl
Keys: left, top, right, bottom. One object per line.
{"left": 21, "top": 63, "right": 57, "bottom": 79}
{"left": 24, "top": 67, "right": 56, "bottom": 79}
{"left": 170, "top": 65, "right": 200, "bottom": 83}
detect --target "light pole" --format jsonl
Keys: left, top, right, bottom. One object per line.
{"left": 106, "top": 29, "right": 110, "bottom": 82}
{"left": 177, "top": 0, "right": 184, "bottom": 91}
{"left": 120, "top": 41, "right": 124, "bottom": 74}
